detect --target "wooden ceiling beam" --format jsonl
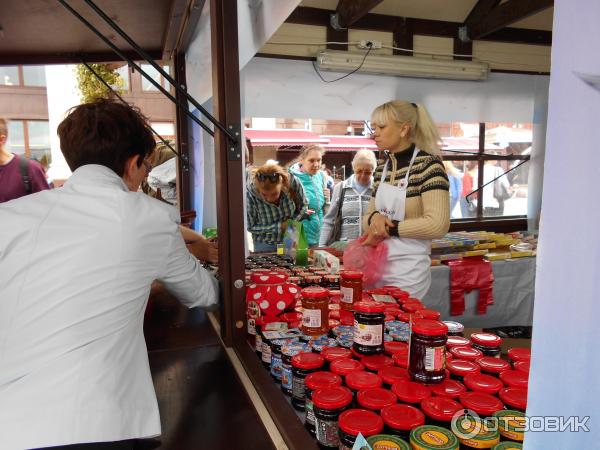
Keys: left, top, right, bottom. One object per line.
{"left": 331, "top": 0, "right": 384, "bottom": 30}
{"left": 468, "top": 0, "right": 553, "bottom": 40}
{"left": 464, "top": 0, "right": 502, "bottom": 30}
{"left": 0, "top": 49, "right": 163, "bottom": 66}
{"left": 162, "top": 0, "right": 206, "bottom": 60}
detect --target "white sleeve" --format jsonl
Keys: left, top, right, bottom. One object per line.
{"left": 319, "top": 182, "right": 342, "bottom": 246}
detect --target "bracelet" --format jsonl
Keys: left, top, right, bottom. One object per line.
{"left": 367, "top": 211, "right": 380, "bottom": 226}
{"left": 388, "top": 222, "right": 400, "bottom": 238}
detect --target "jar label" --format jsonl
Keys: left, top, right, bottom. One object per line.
{"left": 255, "top": 334, "right": 262, "bottom": 353}
{"left": 261, "top": 342, "right": 272, "bottom": 364}
{"left": 340, "top": 286, "right": 354, "bottom": 304}
{"left": 353, "top": 320, "right": 383, "bottom": 346}
{"left": 315, "top": 417, "right": 340, "bottom": 447}
{"left": 281, "top": 364, "right": 293, "bottom": 390}
{"left": 270, "top": 353, "right": 282, "bottom": 379}
{"left": 292, "top": 374, "right": 306, "bottom": 400}
{"left": 425, "top": 346, "right": 445, "bottom": 371}
{"left": 247, "top": 318, "right": 256, "bottom": 335}
{"left": 302, "top": 308, "right": 322, "bottom": 328}
{"left": 305, "top": 399, "right": 315, "bottom": 426}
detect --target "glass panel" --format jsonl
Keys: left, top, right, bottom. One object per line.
{"left": 27, "top": 121, "right": 51, "bottom": 165}
{"left": 141, "top": 63, "right": 161, "bottom": 91}
{"left": 7, "top": 120, "right": 25, "bottom": 155}
{"left": 0, "top": 66, "right": 20, "bottom": 86}
{"left": 437, "top": 122, "right": 481, "bottom": 156}
{"left": 443, "top": 159, "right": 478, "bottom": 219}
{"left": 150, "top": 122, "right": 175, "bottom": 138}
{"left": 115, "top": 64, "right": 130, "bottom": 91}
{"left": 485, "top": 122, "right": 533, "bottom": 156}
{"left": 481, "top": 159, "right": 529, "bottom": 217}
{"left": 22, "top": 66, "right": 46, "bottom": 87}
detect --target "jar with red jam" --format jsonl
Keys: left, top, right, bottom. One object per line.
{"left": 449, "top": 345, "right": 483, "bottom": 362}
{"left": 340, "top": 271, "right": 363, "bottom": 311}
{"left": 391, "top": 380, "right": 431, "bottom": 405}
{"left": 470, "top": 332, "right": 503, "bottom": 358}
{"left": 338, "top": 409, "right": 384, "bottom": 450}
{"left": 357, "top": 387, "right": 397, "bottom": 412}
{"left": 345, "top": 371, "right": 383, "bottom": 403}
{"left": 353, "top": 301, "right": 385, "bottom": 356}
{"left": 378, "top": 366, "right": 410, "bottom": 389}
{"left": 312, "top": 386, "right": 353, "bottom": 448}
{"left": 280, "top": 342, "right": 310, "bottom": 396}
{"left": 443, "top": 320, "right": 465, "bottom": 337}
{"left": 380, "top": 403, "right": 425, "bottom": 441}
{"left": 330, "top": 358, "right": 365, "bottom": 379}
{"left": 408, "top": 319, "right": 448, "bottom": 384}
{"left": 476, "top": 356, "right": 511, "bottom": 377}
{"left": 464, "top": 373, "right": 504, "bottom": 395}
{"left": 300, "top": 286, "right": 330, "bottom": 336}
{"left": 304, "top": 371, "right": 342, "bottom": 436}
{"left": 446, "top": 335, "right": 471, "bottom": 349}
{"left": 323, "top": 274, "right": 340, "bottom": 290}
{"left": 499, "top": 370, "right": 529, "bottom": 389}
{"left": 498, "top": 387, "right": 528, "bottom": 413}
{"left": 384, "top": 341, "right": 408, "bottom": 357}
{"left": 321, "top": 347, "right": 352, "bottom": 369}
{"left": 507, "top": 348, "right": 531, "bottom": 367}
{"left": 447, "top": 359, "right": 480, "bottom": 382}
{"left": 291, "top": 352, "right": 325, "bottom": 410}
{"left": 361, "top": 354, "right": 394, "bottom": 373}
{"left": 429, "top": 378, "right": 467, "bottom": 399}
{"left": 459, "top": 391, "right": 504, "bottom": 418}
{"left": 420, "top": 396, "right": 462, "bottom": 428}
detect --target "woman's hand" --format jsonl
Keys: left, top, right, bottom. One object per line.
{"left": 187, "top": 240, "right": 219, "bottom": 264}
{"left": 363, "top": 212, "right": 394, "bottom": 247}
{"left": 323, "top": 187, "right": 331, "bottom": 203}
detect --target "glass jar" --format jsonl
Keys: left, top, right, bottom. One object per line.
{"left": 361, "top": 354, "right": 394, "bottom": 373}
{"left": 261, "top": 334, "right": 272, "bottom": 369}
{"left": 321, "top": 346, "right": 352, "bottom": 369}
{"left": 470, "top": 333, "right": 503, "bottom": 358}
{"left": 492, "top": 444, "right": 522, "bottom": 450}
{"left": 330, "top": 358, "right": 365, "bottom": 379}
{"left": 443, "top": 321, "right": 465, "bottom": 337}
{"left": 304, "top": 371, "right": 342, "bottom": 437}
{"left": 476, "top": 357, "right": 511, "bottom": 377}
{"left": 356, "top": 387, "right": 397, "bottom": 412}
{"left": 429, "top": 379, "right": 467, "bottom": 399}
{"left": 492, "top": 410, "right": 526, "bottom": 443}
{"left": 507, "top": 348, "right": 531, "bottom": 367}
{"left": 353, "top": 301, "right": 385, "bottom": 356}
{"left": 338, "top": 409, "right": 384, "bottom": 450}
{"left": 384, "top": 341, "right": 408, "bottom": 357}
{"left": 391, "top": 380, "right": 431, "bottom": 406}
{"left": 448, "top": 345, "right": 483, "bottom": 362}
{"left": 339, "top": 271, "right": 363, "bottom": 311}
{"left": 498, "top": 370, "right": 529, "bottom": 389}
{"left": 409, "top": 425, "right": 459, "bottom": 450}
{"left": 380, "top": 404, "right": 425, "bottom": 442}
{"left": 345, "top": 371, "right": 382, "bottom": 404}
{"left": 498, "top": 387, "right": 528, "bottom": 413}
{"left": 312, "top": 386, "right": 353, "bottom": 449}
{"left": 301, "top": 286, "right": 330, "bottom": 336}
{"left": 420, "top": 396, "right": 462, "bottom": 429}
{"left": 254, "top": 322, "right": 263, "bottom": 356}
{"left": 291, "top": 351, "right": 325, "bottom": 410}
{"left": 304, "top": 275, "right": 323, "bottom": 287}
{"left": 280, "top": 342, "right": 310, "bottom": 396}
{"left": 408, "top": 319, "right": 448, "bottom": 384}
{"left": 459, "top": 392, "right": 504, "bottom": 418}
{"left": 323, "top": 274, "right": 340, "bottom": 290}
{"left": 464, "top": 373, "right": 504, "bottom": 395}
{"left": 392, "top": 347, "right": 409, "bottom": 369}
{"left": 418, "top": 309, "right": 441, "bottom": 320}
{"left": 453, "top": 415, "right": 500, "bottom": 449}
{"left": 446, "top": 360, "right": 480, "bottom": 383}
{"left": 378, "top": 366, "right": 410, "bottom": 389}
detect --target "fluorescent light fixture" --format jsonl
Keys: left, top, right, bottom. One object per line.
{"left": 316, "top": 50, "right": 490, "bottom": 81}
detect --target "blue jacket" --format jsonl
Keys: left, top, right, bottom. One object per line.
{"left": 290, "top": 167, "right": 326, "bottom": 246}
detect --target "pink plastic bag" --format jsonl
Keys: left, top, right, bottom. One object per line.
{"left": 342, "top": 235, "right": 388, "bottom": 288}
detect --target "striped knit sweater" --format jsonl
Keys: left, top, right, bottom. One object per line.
{"left": 366, "top": 145, "right": 450, "bottom": 240}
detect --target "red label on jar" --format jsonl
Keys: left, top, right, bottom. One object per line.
{"left": 425, "top": 346, "right": 445, "bottom": 372}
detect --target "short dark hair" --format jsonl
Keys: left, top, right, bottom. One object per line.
{"left": 57, "top": 99, "right": 155, "bottom": 176}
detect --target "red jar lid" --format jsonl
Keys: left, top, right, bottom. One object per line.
{"left": 322, "top": 347, "right": 352, "bottom": 363}
{"left": 338, "top": 409, "right": 384, "bottom": 437}
{"left": 445, "top": 351, "right": 453, "bottom": 363}
{"left": 514, "top": 361, "right": 530, "bottom": 373}
{"left": 354, "top": 301, "right": 386, "bottom": 313}
{"left": 380, "top": 404, "right": 425, "bottom": 431}
{"left": 449, "top": 345, "right": 483, "bottom": 361}
{"left": 330, "top": 358, "right": 365, "bottom": 376}
{"left": 430, "top": 379, "right": 467, "bottom": 399}
{"left": 420, "top": 396, "right": 463, "bottom": 422}
{"left": 508, "top": 347, "right": 531, "bottom": 362}
{"left": 476, "top": 356, "right": 511, "bottom": 374}
{"left": 499, "top": 387, "right": 528, "bottom": 410}
{"left": 291, "top": 352, "right": 325, "bottom": 370}
{"left": 250, "top": 272, "right": 288, "bottom": 284}
{"left": 499, "top": 370, "right": 529, "bottom": 388}
{"left": 396, "top": 311, "right": 412, "bottom": 323}
{"left": 447, "top": 359, "right": 480, "bottom": 377}
{"left": 459, "top": 392, "right": 504, "bottom": 416}
{"left": 357, "top": 387, "right": 397, "bottom": 410}
{"left": 301, "top": 286, "right": 330, "bottom": 298}
{"left": 412, "top": 319, "right": 449, "bottom": 336}
{"left": 346, "top": 371, "right": 383, "bottom": 391}
{"left": 384, "top": 314, "right": 396, "bottom": 322}
{"left": 361, "top": 354, "right": 394, "bottom": 372}
{"left": 446, "top": 336, "right": 471, "bottom": 348}
{"left": 418, "top": 309, "right": 441, "bottom": 320}
{"left": 403, "top": 303, "right": 426, "bottom": 313}
{"left": 328, "top": 319, "right": 341, "bottom": 328}
{"left": 378, "top": 366, "right": 410, "bottom": 385}
{"left": 340, "top": 270, "right": 364, "bottom": 280}
{"left": 305, "top": 371, "right": 343, "bottom": 391}
{"left": 463, "top": 373, "right": 503, "bottom": 395}
{"left": 384, "top": 341, "right": 408, "bottom": 356}
{"left": 392, "top": 349, "right": 409, "bottom": 368}
{"left": 391, "top": 380, "right": 431, "bottom": 404}
{"left": 312, "top": 386, "right": 353, "bottom": 410}
{"left": 470, "top": 332, "right": 503, "bottom": 348}
{"left": 384, "top": 304, "right": 401, "bottom": 313}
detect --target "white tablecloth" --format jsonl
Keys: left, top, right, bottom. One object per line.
{"left": 422, "top": 257, "right": 536, "bottom": 328}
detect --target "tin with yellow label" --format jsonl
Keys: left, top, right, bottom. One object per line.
{"left": 409, "top": 425, "right": 459, "bottom": 450}
{"left": 492, "top": 410, "right": 525, "bottom": 442}
{"left": 366, "top": 434, "right": 410, "bottom": 450}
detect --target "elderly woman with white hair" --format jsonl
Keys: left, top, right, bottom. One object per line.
{"left": 319, "top": 149, "right": 377, "bottom": 246}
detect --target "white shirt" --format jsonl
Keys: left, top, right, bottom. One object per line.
{"left": 0, "top": 165, "right": 217, "bottom": 449}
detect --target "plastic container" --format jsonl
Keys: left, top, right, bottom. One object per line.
{"left": 366, "top": 434, "right": 410, "bottom": 450}
{"left": 301, "top": 286, "right": 330, "bottom": 336}
{"left": 476, "top": 357, "right": 511, "bottom": 377}
{"left": 357, "top": 387, "right": 397, "bottom": 412}
{"left": 380, "top": 404, "right": 425, "bottom": 442}
{"left": 448, "top": 345, "right": 483, "bottom": 362}
{"left": 429, "top": 379, "right": 467, "bottom": 399}
{"left": 470, "top": 333, "right": 503, "bottom": 358}
{"left": 291, "top": 352, "right": 325, "bottom": 410}
{"left": 379, "top": 366, "right": 410, "bottom": 389}
{"left": 408, "top": 319, "right": 448, "bottom": 384}
{"left": 330, "top": 358, "right": 365, "bottom": 378}
{"left": 499, "top": 370, "right": 529, "bottom": 389}
{"left": 353, "top": 301, "right": 385, "bottom": 356}
{"left": 409, "top": 425, "right": 459, "bottom": 450}
{"left": 463, "top": 373, "right": 504, "bottom": 395}
{"left": 312, "top": 386, "right": 353, "bottom": 448}
{"left": 338, "top": 408, "right": 384, "bottom": 450}
{"left": 492, "top": 410, "right": 526, "bottom": 442}
{"left": 362, "top": 354, "right": 394, "bottom": 372}
{"left": 339, "top": 271, "right": 363, "bottom": 311}
{"left": 420, "top": 396, "right": 462, "bottom": 428}
{"left": 498, "top": 387, "right": 528, "bottom": 412}
{"left": 391, "top": 380, "right": 431, "bottom": 405}
{"left": 304, "top": 371, "right": 342, "bottom": 437}
{"left": 453, "top": 414, "right": 500, "bottom": 449}
{"left": 447, "top": 360, "right": 480, "bottom": 382}
{"left": 443, "top": 321, "right": 465, "bottom": 337}
{"left": 459, "top": 392, "right": 504, "bottom": 417}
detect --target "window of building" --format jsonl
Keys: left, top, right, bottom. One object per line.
{"left": 22, "top": 66, "right": 46, "bottom": 87}
{"left": 7, "top": 121, "right": 25, "bottom": 154}
{"left": 0, "top": 66, "right": 20, "bottom": 86}
{"left": 115, "top": 64, "right": 130, "bottom": 91}
{"left": 141, "top": 64, "right": 171, "bottom": 92}
{"left": 6, "top": 120, "right": 51, "bottom": 166}
{"left": 150, "top": 122, "right": 175, "bottom": 140}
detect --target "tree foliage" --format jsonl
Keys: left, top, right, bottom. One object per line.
{"left": 75, "top": 64, "right": 125, "bottom": 103}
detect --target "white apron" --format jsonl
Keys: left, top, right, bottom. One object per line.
{"left": 374, "top": 148, "right": 432, "bottom": 299}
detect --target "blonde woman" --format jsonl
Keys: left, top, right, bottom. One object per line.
{"left": 364, "top": 100, "right": 450, "bottom": 298}
{"left": 247, "top": 162, "right": 308, "bottom": 252}
{"left": 319, "top": 149, "right": 377, "bottom": 246}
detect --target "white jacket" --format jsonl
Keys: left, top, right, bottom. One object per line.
{"left": 0, "top": 165, "right": 217, "bottom": 449}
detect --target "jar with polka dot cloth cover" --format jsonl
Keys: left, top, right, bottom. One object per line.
{"left": 245, "top": 272, "right": 300, "bottom": 329}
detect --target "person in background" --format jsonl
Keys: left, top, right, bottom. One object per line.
{"left": 460, "top": 160, "right": 477, "bottom": 218}
{"left": 0, "top": 99, "right": 217, "bottom": 450}
{"left": 289, "top": 144, "right": 329, "bottom": 247}
{"left": 443, "top": 160, "right": 463, "bottom": 218}
{"left": 0, "top": 117, "right": 50, "bottom": 202}
{"left": 364, "top": 100, "right": 450, "bottom": 298}
{"left": 483, "top": 158, "right": 512, "bottom": 216}
{"left": 319, "top": 149, "right": 377, "bottom": 247}
{"left": 247, "top": 162, "right": 308, "bottom": 252}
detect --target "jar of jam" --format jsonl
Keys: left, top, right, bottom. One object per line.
{"left": 429, "top": 379, "right": 466, "bottom": 399}
{"left": 418, "top": 309, "right": 441, "bottom": 320}
{"left": 498, "top": 370, "right": 528, "bottom": 389}
{"left": 470, "top": 333, "right": 503, "bottom": 358}
{"left": 507, "top": 348, "right": 531, "bottom": 367}
{"left": 498, "top": 387, "right": 528, "bottom": 413}
{"left": 304, "top": 371, "right": 343, "bottom": 436}
{"left": 362, "top": 354, "right": 394, "bottom": 373}
{"left": 321, "top": 346, "right": 352, "bottom": 366}
{"left": 385, "top": 341, "right": 408, "bottom": 357}
{"left": 280, "top": 342, "right": 310, "bottom": 396}
{"left": 366, "top": 434, "right": 411, "bottom": 450}
{"left": 254, "top": 322, "right": 263, "bottom": 356}
{"left": 448, "top": 345, "right": 483, "bottom": 362}
{"left": 408, "top": 319, "right": 448, "bottom": 384}
{"left": 291, "top": 352, "right": 325, "bottom": 410}
{"left": 380, "top": 404, "right": 425, "bottom": 441}
{"left": 453, "top": 414, "right": 500, "bottom": 449}
{"left": 492, "top": 410, "right": 526, "bottom": 442}
{"left": 459, "top": 392, "right": 504, "bottom": 418}
{"left": 446, "top": 359, "right": 480, "bottom": 382}
{"left": 261, "top": 333, "right": 272, "bottom": 369}
{"left": 476, "top": 357, "right": 510, "bottom": 377}
{"left": 513, "top": 361, "right": 530, "bottom": 374}
{"left": 340, "top": 271, "right": 363, "bottom": 311}
{"left": 323, "top": 274, "right": 340, "bottom": 290}
{"left": 312, "top": 386, "right": 353, "bottom": 448}
{"left": 391, "top": 380, "right": 431, "bottom": 406}
{"left": 464, "top": 373, "right": 503, "bottom": 395}
{"left": 304, "top": 275, "right": 322, "bottom": 287}
{"left": 443, "top": 321, "right": 465, "bottom": 337}
{"left": 357, "top": 387, "right": 397, "bottom": 412}
{"left": 353, "top": 301, "right": 385, "bottom": 356}
{"left": 402, "top": 302, "right": 426, "bottom": 313}
{"left": 270, "top": 338, "right": 296, "bottom": 382}
{"left": 330, "top": 358, "right": 365, "bottom": 379}
{"left": 338, "top": 409, "right": 384, "bottom": 450}
{"left": 345, "top": 371, "right": 383, "bottom": 403}
{"left": 420, "top": 396, "right": 462, "bottom": 428}
{"left": 378, "top": 366, "right": 410, "bottom": 389}
{"left": 409, "top": 425, "right": 459, "bottom": 450}
{"left": 392, "top": 347, "right": 409, "bottom": 369}
{"left": 301, "top": 286, "right": 330, "bottom": 336}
